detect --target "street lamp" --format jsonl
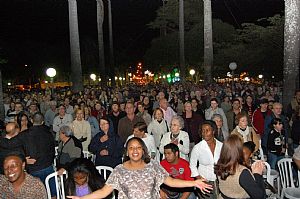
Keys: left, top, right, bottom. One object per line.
{"left": 90, "top": 73, "right": 96, "bottom": 81}
{"left": 258, "top": 74, "right": 263, "bottom": 79}
{"left": 229, "top": 62, "right": 237, "bottom": 95}
{"left": 189, "top": 69, "right": 195, "bottom": 82}
{"left": 46, "top": 67, "right": 56, "bottom": 96}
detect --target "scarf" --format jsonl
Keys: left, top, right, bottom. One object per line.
{"left": 236, "top": 126, "right": 250, "bottom": 143}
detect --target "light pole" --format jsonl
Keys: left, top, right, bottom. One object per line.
{"left": 229, "top": 62, "right": 237, "bottom": 96}
{"left": 90, "top": 73, "right": 96, "bottom": 86}
{"left": 189, "top": 69, "right": 195, "bottom": 82}
{"left": 46, "top": 68, "right": 56, "bottom": 96}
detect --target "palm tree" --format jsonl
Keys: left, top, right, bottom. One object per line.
{"left": 96, "top": 0, "right": 106, "bottom": 87}
{"left": 179, "top": 0, "right": 185, "bottom": 81}
{"left": 68, "top": 0, "right": 83, "bottom": 92}
{"left": 0, "top": 69, "right": 4, "bottom": 121}
{"left": 107, "top": 0, "right": 116, "bottom": 87}
{"left": 282, "top": 0, "right": 300, "bottom": 109}
{"left": 203, "top": 0, "right": 213, "bottom": 84}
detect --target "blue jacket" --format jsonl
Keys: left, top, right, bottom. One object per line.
{"left": 88, "top": 120, "right": 123, "bottom": 168}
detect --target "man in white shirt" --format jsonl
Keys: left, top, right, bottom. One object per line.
{"left": 53, "top": 105, "right": 73, "bottom": 140}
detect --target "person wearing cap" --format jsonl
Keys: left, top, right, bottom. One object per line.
{"left": 252, "top": 98, "right": 272, "bottom": 138}
{"left": 44, "top": 100, "right": 57, "bottom": 127}
{"left": 57, "top": 125, "right": 82, "bottom": 172}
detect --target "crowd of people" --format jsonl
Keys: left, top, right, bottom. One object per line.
{"left": 0, "top": 81, "right": 299, "bottom": 199}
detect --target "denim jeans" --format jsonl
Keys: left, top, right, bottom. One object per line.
{"left": 267, "top": 152, "right": 284, "bottom": 170}
{"left": 30, "top": 165, "right": 56, "bottom": 197}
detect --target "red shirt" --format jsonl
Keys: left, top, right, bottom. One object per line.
{"left": 160, "top": 158, "right": 193, "bottom": 181}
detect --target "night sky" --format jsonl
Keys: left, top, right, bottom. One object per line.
{"left": 0, "top": 0, "right": 284, "bottom": 82}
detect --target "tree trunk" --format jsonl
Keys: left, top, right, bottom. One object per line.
{"left": 96, "top": 0, "right": 107, "bottom": 87}
{"left": 283, "top": 0, "right": 300, "bottom": 110}
{"left": 203, "top": 0, "right": 213, "bottom": 84}
{"left": 0, "top": 70, "right": 4, "bottom": 121}
{"left": 68, "top": 0, "right": 83, "bottom": 92}
{"left": 108, "top": 0, "right": 116, "bottom": 87}
{"left": 179, "top": 0, "right": 185, "bottom": 82}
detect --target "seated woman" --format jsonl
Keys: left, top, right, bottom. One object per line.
{"left": 67, "top": 137, "right": 212, "bottom": 199}
{"left": 215, "top": 134, "right": 265, "bottom": 199}
{"left": 65, "top": 158, "right": 106, "bottom": 197}
{"left": 88, "top": 117, "right": 123, "bottom": 168}
{"left": 57, "top": 126, "right": 82, "bottom": 171}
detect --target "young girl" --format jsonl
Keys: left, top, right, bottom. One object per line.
{"left": 267, "top": 118, "right": 287, "bottom": 169}
{"left": 65, "top": 158, "right": 105, "bottom": 197}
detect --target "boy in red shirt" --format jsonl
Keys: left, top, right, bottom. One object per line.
{"left": 160, "top": 143, "right": 195, "bottom": 199}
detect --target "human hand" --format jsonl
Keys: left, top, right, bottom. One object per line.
{"left": 251, "top": 161, "right": 264, "bottom": 175}
{"left": 57, "top": 168, "right": 66, "bottom": 176}
{"left": 172, "top": 138, "right": 179, "bottom": 145}
{"left": 100, "top": 149, "right": 109, "bottom": 156}
{"left": 67, "top": 196, "right": 81, "bottom": 199}
{"left": 194, "top": 178, "right": 213, "bottom": 194}
{"left": 26, "top": 156, "right": 36, "bottom": 165}
{"left": 100, "top": 134, "right": 108, "bottom": 142}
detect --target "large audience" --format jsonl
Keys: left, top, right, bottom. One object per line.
{"left": 0, "top": 81, "right": 300, "bottom": 199}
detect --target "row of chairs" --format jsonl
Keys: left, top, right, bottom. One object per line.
{"left": 45, "top": 166, "right": 114, "bottom": 199}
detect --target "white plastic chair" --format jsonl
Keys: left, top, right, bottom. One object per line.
{"left": 263, "top": 162, "right": 280, "bottom": 195}
{"left": 45, "top": 170, "right": 67, "bottom": 199}
{"left": 83, "top": 151, "right": 95, "bottom": 163}
{"left": 277, "top": 158, "right": 299, "bottom": 199}
{"left": 96, "top": 165, "right": 114, "bottom": 180}
{"left": 96, "top": 166, "right": 115, "bottom": 199}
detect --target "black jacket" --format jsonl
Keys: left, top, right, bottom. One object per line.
{"left": 0, "top": 134, "right": 24, "bottom": 174}
{"left": 19, "top": 125, "right": 55, "bottom": 173}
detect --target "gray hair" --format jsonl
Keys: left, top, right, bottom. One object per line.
{"left": 212, "top": 114, "right": 223, "bottom": 121}
{"left": 59, "top": 125, "right": 73, "bottom": 137}
{"left": 171, "top": 115, "right": 184, "bottom": 129}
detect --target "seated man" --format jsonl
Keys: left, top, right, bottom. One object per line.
{"left": 160, "top": 143, "right": 195, "bottom": 199}
{"left": 0, "top": 151, "right": 47, "bottom": 198}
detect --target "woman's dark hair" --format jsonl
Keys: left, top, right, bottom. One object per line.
{"left": 243, "top": 141, "right": 256, "bottom": 153}
{"left": 16, "top": 111, "right": 32, "bottom": 129}
{"left": 123, "top": 137, "right": 151, "bottom": 164}
{"left": 65, "top": 158, "right": 105, "bottom": 195}
{"left": 214, "top": 134, "right": 245, "bottom": 180}
{"left": 200, "top": 120, "right": 217, "bottom": 135}
{"left": 270, "top": 117, "right": 283, "bottom": 129}
{"left": 133, "top": 122, "right": 147, "bottom": 133}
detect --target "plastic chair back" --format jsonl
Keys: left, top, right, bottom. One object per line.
{"left": 96, "top": 165, "right": 113, "bottom": 180}
{"left": 45, "top": 170, "right": 67, "bottom": 199}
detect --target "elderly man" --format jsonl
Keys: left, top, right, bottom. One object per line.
{"left": 53, "top": 104, "right": 73, "bottom": 140}
{"left": 159, "top": 98, "right": 177, "bottom": 126}
{"left": 44, "top": 100, "right": 57, "bottom": 127}
{"left": 0, "top": 152, "right": 47, "bottom": 198}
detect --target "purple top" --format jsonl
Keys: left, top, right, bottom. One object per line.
{"left": 75, "top": 183, "right": 90, "bottom": 197}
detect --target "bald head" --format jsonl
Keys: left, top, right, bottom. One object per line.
{"left": 5, "top": 122, "right": 20, "bottom": 138}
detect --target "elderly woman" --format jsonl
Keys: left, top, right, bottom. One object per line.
{"left": 190, "top": 120, "right": 223, "bottom": 198}
{"left": 57, "top": 126, "right": 83, "bottom": 170}
{"left": 211, "top": 114, "right": 229, "bottom": 142}
{"left": 159, "top": 116, "right": 190, "bottom": 161}
{"left": 231, "top": 113, "right": 260, "bottom": 153}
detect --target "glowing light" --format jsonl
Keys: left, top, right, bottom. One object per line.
{"left": 258, "top": 74, "right": 263, "bottom": 79}
{"left": 175, "top": 72, "right": 179, "bottom": 77}
{"left": 189, "top": 69, "right": 195, "bottom": 76}
{"left": 46, "top": 68, "right": 56, "bottom": 78}
{"left": 90, "top": 74, "right": 96, "bottom": 81}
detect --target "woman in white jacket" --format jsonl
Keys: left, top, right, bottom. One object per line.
{"left": 159, "top": 115, "right": 190, "bottom": 161}
{"left": 147, "top": 108, "right": 169, "bottom": 149}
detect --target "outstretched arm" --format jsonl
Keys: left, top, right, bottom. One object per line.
{"left": 163, "top": 176, "right": 213, "bottom": 194}
{"left": 67, "top": 184, "right": 113, "bottom": 199}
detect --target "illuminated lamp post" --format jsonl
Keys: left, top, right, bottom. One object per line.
{"left": 46, "top": 67, "right": 56, "bottom": 96}
{"left": 229, "top": 62, "right": 237, "bottom": 95}
{"left": 189, "top": 69, "right": 195, "bottom": 82}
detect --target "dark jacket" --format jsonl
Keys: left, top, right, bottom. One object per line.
{"left": 0, "top": 134, "right": 24, "bottom": 174}
{"left": 182, "top": 112, "right": 204, "bottom": 144}
{"left": 20, "top": 125, "right": 55, "bottom": 173}
{"left": 88, "top": 121, "right": 123, "bottom": 168}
